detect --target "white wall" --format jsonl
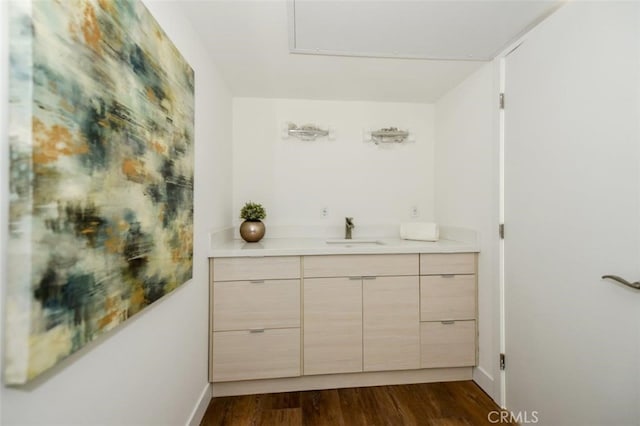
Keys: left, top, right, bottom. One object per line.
{"left": 232, "top": 98, "right": 435, "bottom": 234}
{"left": 0, "top": 1, "right": 233, "bottom": 424}
{"left": 434, "top": 63, "right": 500, "bottom": 400}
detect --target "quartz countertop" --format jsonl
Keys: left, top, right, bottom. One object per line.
{"left": 209, "top": 236, "right": 479, "bottom": 258}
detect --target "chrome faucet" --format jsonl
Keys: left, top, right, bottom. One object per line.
{"left": 345, "top": 217, "right": 354, "bottom": 239}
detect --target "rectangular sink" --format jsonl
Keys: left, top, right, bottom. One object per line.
{"left": 326, "top": 239, "right": 385, "bottom": 246}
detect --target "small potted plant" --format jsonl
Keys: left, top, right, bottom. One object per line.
{"left": 239, "top": 201, "right": 267, "bottom": 242}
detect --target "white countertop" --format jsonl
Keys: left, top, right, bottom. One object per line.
{"left": 209, "top": 231, "right": 479, "bottom": 258}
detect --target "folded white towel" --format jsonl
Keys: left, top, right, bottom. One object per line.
{"left": 400, "top": 222, "right": 439, "bottom": 242}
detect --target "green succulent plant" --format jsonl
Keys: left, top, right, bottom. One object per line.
{"left": 240, "top": 202, "right": 266, "bottom": 221}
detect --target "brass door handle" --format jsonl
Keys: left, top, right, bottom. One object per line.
{"left": 602, "top": 275, "right": 640, "bottom": 290}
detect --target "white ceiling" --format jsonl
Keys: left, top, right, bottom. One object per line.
{"left": 181, "top": 1, "right": 562, "bottom": 103}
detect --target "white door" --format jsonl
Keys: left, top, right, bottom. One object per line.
{"left": 504, "top": 2, "right": 640, "bottom": 425}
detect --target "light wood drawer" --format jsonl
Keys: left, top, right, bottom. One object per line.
{"left": 420, "top": 253, "right": 476, "bottom": 275}
{"left": 420, "top": 320, "right": 476, "bottom": 368}
{"left": 420, "top": 275, "right": 476, "bottom": 321}
{"left": 304, "top": 254, "right": 418, "bottom": 278}
{"left": 212, "top": 256, "right": 300, "bottom": 281}
{"left": 213, "top": 279, "right": 300, "bottom": 331}
{"left": 212, "top": 328, "right": 300, "bottom": 382}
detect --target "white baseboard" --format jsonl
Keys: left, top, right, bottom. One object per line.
{"left": 473, "top": 366, "right": 496, "bottom": 400}
{"left": 186, "top": 383, "right": 212, "bottom": 426}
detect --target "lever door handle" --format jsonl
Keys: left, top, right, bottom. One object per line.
{"left": 602, "top": 275, "right": 640, "bottom": 290}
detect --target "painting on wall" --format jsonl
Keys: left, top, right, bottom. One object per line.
{"left": 5, "top": 0, "right": 195, "bottom": 384}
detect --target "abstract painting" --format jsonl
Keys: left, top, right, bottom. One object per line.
{"left": 5, "top": 0, "right": 194, "bottom": 384}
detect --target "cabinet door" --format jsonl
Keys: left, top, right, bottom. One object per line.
{"left": 304, "top": 254, "right": 418, "bottom": 278}
{"left": 212, "top": 256, "right": 300, "bottom": 281}
{"left": 420, "top": 253, "right": 475, "bottom": 275}
{"left": 212, "top": 328, "right": 300, "bottom": 382}
{"left": 303, "top": 277, "right": 362, "bottom": 375}
{"left": 420, "top": 320, "right": 476, "bottom": 368}
{"left": 420, "top": 275, "right": 476, "bottom": 321}
{"left": 213, "top": 279, "right": 300, "bottom": 331}
{"left": 363, "top": 276, "right": 420, "bottom": 371}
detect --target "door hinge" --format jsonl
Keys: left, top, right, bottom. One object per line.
{"left": 500, "top": 353, "right": 506, "bottom": 370}
{"left": 499, "top": 93, "right": 505, "bottom": 110}
{"left": 499, "top": 223, "right": 505, "bottom": 239}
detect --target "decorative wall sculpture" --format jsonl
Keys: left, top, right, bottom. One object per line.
{"left": 5, "top": 0, "right": 195, "bottom": 384}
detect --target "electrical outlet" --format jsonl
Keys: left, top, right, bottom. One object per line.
{"left": 411, "top": 205, "right": 419, "bottom": 218}
{"left": 321, "top": 207, "right": 329, "bottom": 217}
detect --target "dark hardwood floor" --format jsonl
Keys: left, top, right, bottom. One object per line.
{"left": 200, "top": 381, "right": 511, "bottom": 426}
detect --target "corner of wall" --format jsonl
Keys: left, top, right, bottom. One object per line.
{"left": 187, "top": 383, "right": 213, "bottom": 426}
{"left": 432, "top": 62, "right": 500, "bottom": 402}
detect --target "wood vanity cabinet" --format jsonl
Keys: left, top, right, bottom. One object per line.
{"left": 209, "top": 256, "right": 301, "bottom": 382}
{"left": 303, "top": 254, "right": 420, "bottom": 374}
{"left": 209, "top": 251, "right": 477, "bottom": 385}
{"left": 419, "top": 253, "right": 478, "bottom": 368}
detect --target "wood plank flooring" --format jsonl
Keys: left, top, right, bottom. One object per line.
{"left": 200, "top": 381, "right": 511, "bottom": 426}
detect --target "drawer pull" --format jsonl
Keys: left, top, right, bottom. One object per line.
{"left": 362, "top": 276, "right": 377, "bottom": 280}
{"left": 349, "top": 277, "right": 362, "bottom": 280}
{"left": 249, "top": 280, "right": 265, "bottom": 284}
{"left": 441, "top": 320, "right": 455, "bottom": 325}
{"left": 249, "top": 328, "right": 265, "bottom": 333}
{"left": 440, "top": 274, "right": 455, "bottom": 278}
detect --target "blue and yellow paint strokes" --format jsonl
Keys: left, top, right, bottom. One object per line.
{"left": 5, "top": 0, "right": 194, "bottom": 384}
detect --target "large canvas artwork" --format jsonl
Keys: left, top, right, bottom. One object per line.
{"left": 5, "top": 0, "right": 194, "bottom": 384}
